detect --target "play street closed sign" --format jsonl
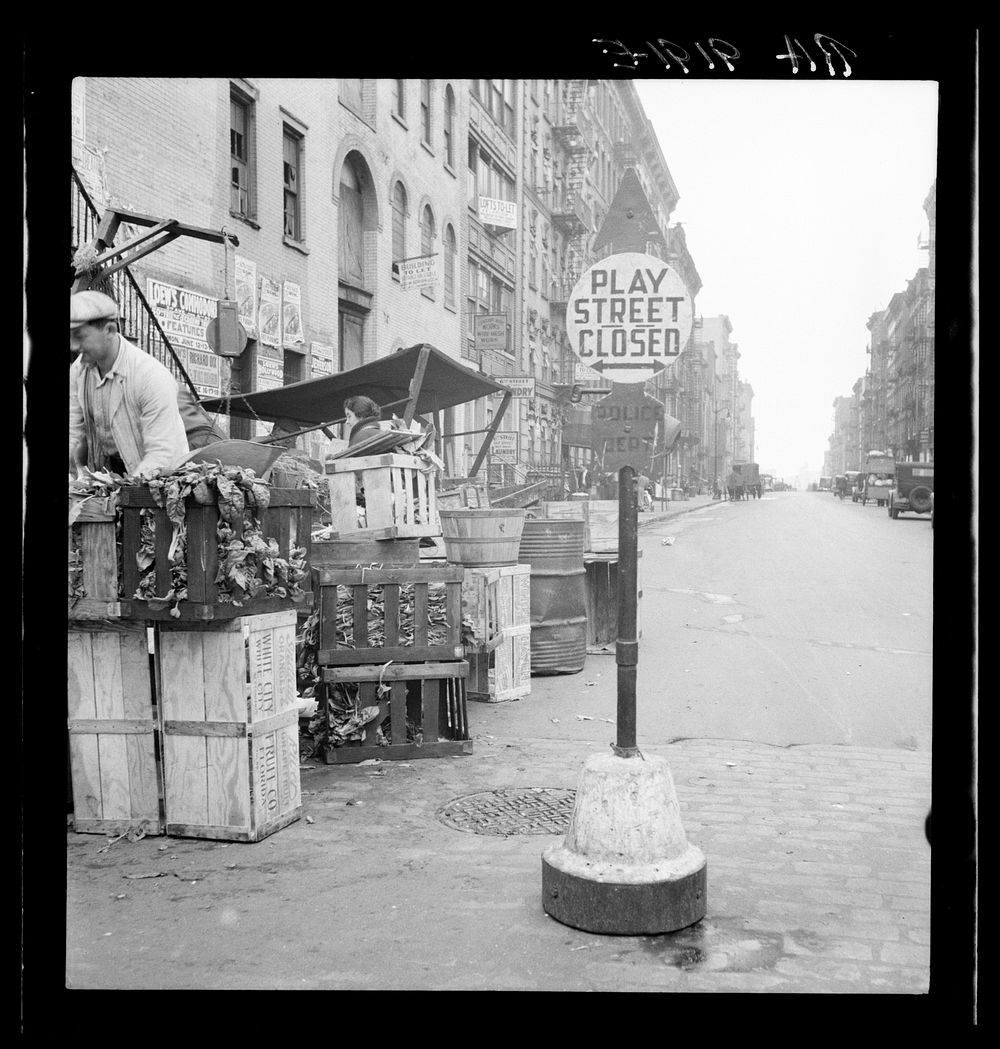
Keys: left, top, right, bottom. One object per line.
{"left": 565, "top": 253, "right": 693, "bottom": 384}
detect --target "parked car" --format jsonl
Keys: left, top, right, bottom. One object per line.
{"left": 888, "top": 461, "right": 934, "bottom": 520}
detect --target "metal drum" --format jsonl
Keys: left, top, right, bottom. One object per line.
{"left": 518, "top": 519, "right": 587, "bottom": 675}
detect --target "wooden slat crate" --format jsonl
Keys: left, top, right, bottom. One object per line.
{"left": 321, "top": 661, "right": 472, "bottom": 763}
{"left": 461, "top": 564, "right": 531, "bottom": 651}
{"left": 117, "top": 486, "right": 316, "bottom": 622}
{"left": 316, "top": 565, "right": 465, "bottom": 666}
{"left": 468, "top": 624, "right": 531, "bottom": 703}
{"left": 542, "top": 499, "right": 619, "bottom": 553}
{"left": 583, "top": 551, "right": 644, "bottom": 654}
{"left": 155, "top": 610, "right": 301, "bottom": 842}
{"left": 326, "top": 454, "right": 439, "bottom": 540}
{"left": 69, "top": 497, "right": 122, "bottom": 620}
{"left": 68, "top": 621, "right": 162, "bottom": 835}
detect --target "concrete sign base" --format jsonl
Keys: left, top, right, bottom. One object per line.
{"left": 541, "top": 752, "right": 707, "bottom": 934}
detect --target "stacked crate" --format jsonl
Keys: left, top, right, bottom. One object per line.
{"left": 68, "top": 485, "right": 316, "bottom": 841}
{"left": 315, "top": 563, "right": 472, "bottom": 763}
{"left": 462, "top": 564, "right": 532, "bottom": 702}
{"left": 325, "top": 453, "right": 439, "bottom": 541}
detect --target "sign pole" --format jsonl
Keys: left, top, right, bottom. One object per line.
{"left": 614, "top": 456, "right": 639, "bottom": 757}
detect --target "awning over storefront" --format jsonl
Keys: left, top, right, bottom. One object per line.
{"left": 201, "top": 343, "right": 509, "bottom": 425}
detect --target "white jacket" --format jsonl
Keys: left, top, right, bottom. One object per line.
{"left": 69, "top": 335, "right": 188, "bottom": 476}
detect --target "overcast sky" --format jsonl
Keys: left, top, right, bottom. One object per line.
{"left": 635, "top": 79, "right": 939, "bottom": 482}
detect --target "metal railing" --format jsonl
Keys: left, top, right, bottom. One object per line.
{"left": 71, "top": 168, "right": 198, "bottom": 397}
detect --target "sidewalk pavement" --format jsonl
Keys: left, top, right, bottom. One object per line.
{"left": 65, "top": 712, "right": 931, "bottom": 992}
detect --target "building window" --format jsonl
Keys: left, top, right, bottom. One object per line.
{"left": 341, "top": 78, "right": 364, "bottom": 114}
{"left": 283, "top": 349, "right": 304, "bottom": 385}
{"left": 391, "top": 180, "right": 407, "bottom": 279}
{"left": 443, "top": 85, "right": 455, "bottom": 167}
{"left": 392, "top": 79, "right": 405, "bottom": 121}
{"left": 444, "top": 224, "right": 456, "bottom": 308}
{"left": 338, "top": 157, "right": 365, "bottom": 287}
{"left": 420, "top": 204, "right": 436, "bottom": 298}
{"left": 230, "top": 89, "right": 255, "bottom": 220}
{"left": 420, "top": 79, "right": 432, "bottom": 146}
{"left": 467, "top": 137, "right": 478, "bottom": 207}
{"left": 283, "top": 127, "right": 303, "bottom": 241}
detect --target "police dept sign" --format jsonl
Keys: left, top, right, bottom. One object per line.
{"left": 565, "top": 253, "right": 693, "bottom": 384}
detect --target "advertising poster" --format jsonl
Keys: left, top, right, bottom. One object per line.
{"left": 146, "top": 278, "right": 217, "bottom": 355}
{"left": 282, "top": 280, "right": 304, "bottom": 346}
{"left": 310, "top": 342, "right": 335, "bottom": 377}
{"left": 184, "top": 347, "right": 223, "bottom": 399}
{"left": 235, "top": 255, "right": 257, "bottom": 337}
{"left": 258, "top": 276, "right": 282, "bottom": 347}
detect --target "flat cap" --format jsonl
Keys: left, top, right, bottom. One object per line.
{"left": 71, "top": 290, "right": 119, "bottom": 328}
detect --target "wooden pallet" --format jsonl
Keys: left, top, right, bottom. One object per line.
{"left": 68, "top": 620, "right": 162, "bottom": 835}
{"left": 155, "top": 611, "right": 301, "bottom": 842}
{"left": 326, "top": 453, "right": 440, "bottom": 540}
{"left": 320, "top": 661, "right": 472, "bottom": 763}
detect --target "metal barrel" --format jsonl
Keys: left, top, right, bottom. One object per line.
{"left": 518, "top": 519, "right": 587, "bottom": 675}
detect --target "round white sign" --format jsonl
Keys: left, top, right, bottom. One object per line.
{"left": 565, "top": 253, "right": 694, "bottom": 384}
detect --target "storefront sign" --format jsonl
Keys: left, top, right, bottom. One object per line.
{"left": 310, "top": 341, "right": 335, "bottom": 377}
{"left": 475, "top": 313, "right": 508, "bottom": 352}
{"left": 235, "top": 255, "right": 257, "bottom": 337}
{"left": 282, "top": 281, "right": 304, "bottom": 345}
{"left": 258, "top": 276, "right": 282, "bottom": 348}
{"left": 491, "top": 376, "right": 535, "bottom": 399}
{"left": 478, "top": 196, "right": 517, "bottom": 229}
{"left": 146, "top": 278, "right": 217, "bottom": 355}
{"left": 490, "top": 431, "right": 519, "bottom": 462}
{"left": 565, "top": 252, "right": 693, "bottom": 384}
{"left": 398, "top": 254, "right": 439, "bottom": 290}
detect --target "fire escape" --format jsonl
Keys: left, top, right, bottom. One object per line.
{"left": 548, "top": 79, "right": 597, "bottom": 386}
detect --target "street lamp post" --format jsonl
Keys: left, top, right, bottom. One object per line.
{"left": 712, "top": 403, "right": 730, "bottom": 497}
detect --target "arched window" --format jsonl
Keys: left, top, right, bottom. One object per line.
{"left": 444, "top": 85, "right": 455, "bottom": 167}
{"left": 391, "top": 180, "right": 407, "bottom": 279}
{"left": 444, "top": 223, "right": 456, "bottom": 307}
{"left": 420, "top": 204, "right": 436, "bottom": 298}
{"left": 339, "top": 157, "right": 365, "bottom": 286}
{"left": 421, "top": 203, "right": 436, "bottom": 257}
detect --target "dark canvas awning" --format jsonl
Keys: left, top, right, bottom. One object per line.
{"left": 201, "top": 343, "right": 509, "bottom": 425}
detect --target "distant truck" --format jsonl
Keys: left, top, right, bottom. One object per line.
{"left": 818, "top": 476, "right": 832, "bottom": 492}
{"left": 861, "top": 453, "right": 895, "bottom": 506}
{"left": 734, "top": 462, "right": 760, "bottom": 491}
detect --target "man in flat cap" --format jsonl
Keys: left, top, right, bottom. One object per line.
{"left": 69, "top": 290, "right": 189, "bottom": 478}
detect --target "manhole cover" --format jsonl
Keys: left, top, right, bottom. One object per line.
{"left": 437, "top": 788, "right": 576, "bottom": 836}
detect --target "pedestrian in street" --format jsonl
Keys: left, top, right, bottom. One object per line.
{"left": 713, "top": 477, "right": 721, "bottom": 500}
{"left": 70, "top": 290, "right": 189, "bottom": 478}
{"left": 344, "top": 395, "right": 383, "bottom": 447}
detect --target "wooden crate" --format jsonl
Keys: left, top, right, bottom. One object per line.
{"left": 68, "top": 621, "right": 162, "bottom": 835}
{"left": 316, "top": 565, "right": 465, "bottom": 665}
{"left": 542, "top": 499, "right": 619, "bottom": 553}
{"left": 326, "top": 454, "right": 439, "bottom": 540}
{"left": 583, "top": 552, "right": 643, "bottom": 654}
{"left": 320, "top": 661, "right": 472, "bottom": 763}
{"left": 69, "top": 496, "right": 122, "bottom": 620}
{"left": 155, "top": 611, "right": 301, "bottom": 842}
{"left": 461, "top": 564, "right": 531, "bottom": 651}
{"left": 117, "top": 486, "right": 316, "bottom": 622}
{"left": 468, "top": 624, "right": 531, "bottom": 703}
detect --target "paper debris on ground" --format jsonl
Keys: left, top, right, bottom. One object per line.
{"left": 576, "top": 715, "right": 594, "bottom": 721}
{"left": 661, "top": 537, "right": 676, "bottom": 546}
